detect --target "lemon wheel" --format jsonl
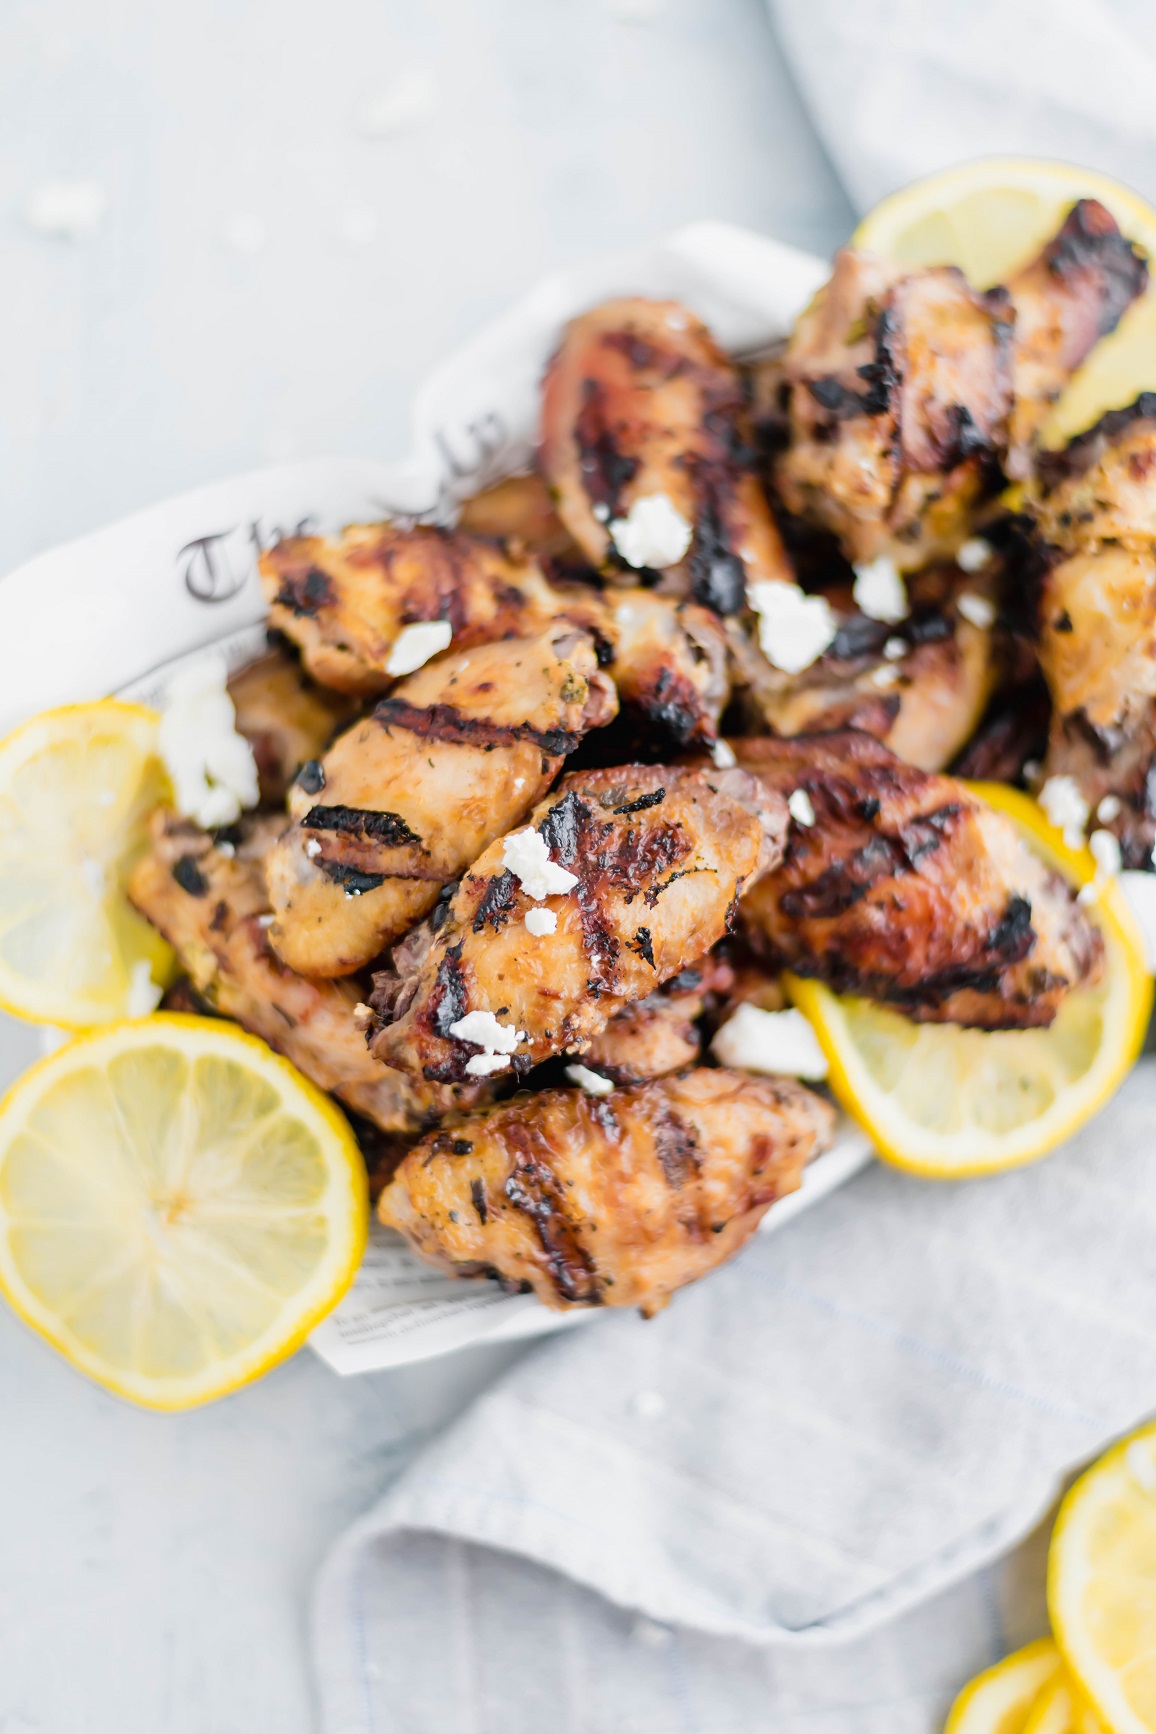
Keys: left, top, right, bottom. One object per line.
{"left": 853, "top": 157, "right": 1156, "bottom": 445}
{"left": 0, "top": 1015, "right": 368, "bottom": 1409}
{"left": 944, "top": 1638, "right": 1062, "bottom": 1734}
{"left": 0, "top": 701, "right": 175, "bottom": 1026}
{"left": 1049, "top": 1419, "right": 1156, "bottom": 1734}
{"left": 786, "top": 785, "right": 1152, "bottom": 1178}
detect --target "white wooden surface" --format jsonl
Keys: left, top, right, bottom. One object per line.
{"left": 0, "top": 4, "right": 853, "bottom": 1729}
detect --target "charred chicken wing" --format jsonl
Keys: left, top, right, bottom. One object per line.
{"left": 539, "top": 297, "right": 794, "bottom": 612}
{"left": 736, "top": 731, "right": 1102, "bottom": 1027}
{"left": 227, "top": 643, "right": 358, "bottom": 806}
{"left": 129, "top": 815, "right": 481, "bottom": 1134}
{"left": 369, "top": 762, "right": 787, "bottom": 1082}
{"left": 266, "top": 627, "right": 617, "bottom": 977}
{"left": 378, "top": 1068, "right": 834, "bottom": 1311}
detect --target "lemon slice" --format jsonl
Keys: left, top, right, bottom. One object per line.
{"left": 944, "top": 1639, "right": 1062, "bottom": 1734}
{"left": 0, "top": 701, "right": 174, "bottom": 1026}
{"left": 0, "top": 1015, "right": 368, "bottom": 1408}
{"left": 1049, "top": 1419, "right": 1156, "bottom": 1734}
{"left": 852, "top": 157, "right": 1156, "bottom": 445}
{"left": 1022, "top": 1674, "right": 1083, "bottom": 1734}
{"left": 786, "top": 784, "right": 1152, "bottom": 1178}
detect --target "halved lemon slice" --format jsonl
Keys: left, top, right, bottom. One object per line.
{"left": 786, "top": 785, "right": 1152, "bottom": 1178}
{"left": 0, "top": 701, "right": 174, "bottom": 1026}
{"left": 944, "top": 1638, "right": 1062, "bottom": 1734}
{"left": 852, "top": 157, "right": 1156, "bottom": 445}
{"left": 1049, "top": 1419, "right": 1156, "bottom": 1734}
{"left": 0, "top": 1015, "right": 367, "bottom": 1408}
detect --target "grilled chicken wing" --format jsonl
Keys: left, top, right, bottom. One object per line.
{"left": 579, "top": 981, "right": 704, "bottom": 1084}
{"left": 378, "top": 1069, "right": 833, "bottom": 1312}
{"left": 456, "top": 471, "right": 587, "bottom": 567}
{"left": 227, "top": 643, "right": 358, "bottom": 806}
{"left": 730, "top": 560, "right": 998, "bottom": 772}
{"left": 539, "top": 297, "right": 793, "bottom": 612}
{"left": 775, "top": 202, "right": 1146, "bottom": 569}
{"left": 128, "top": 815, "right": 481, "bottom": 1133}
{"left": 1028, "top": 397, "right": 1156, "bottom": 863}
{"left": 606, "top": 589, "right": 729, "bottom": 748}
{"left": 266, "top": 627, "right": 617, "bottom": 977}
{"left": 369, "top": 763, "right": 788, "bottom": 1082}
{"left": 260, "top": 523, "right": 603, "bottom": 696}
{"left": 736, "top": 731, "right": 1102, "bottom": 1027}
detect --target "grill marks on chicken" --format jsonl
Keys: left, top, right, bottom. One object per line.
{"left": 265, "top": 628, "right": 618, "bottom": 977}
{"left": 377, "top": 1069, "right": 833, "bottom": 1312}
{"left": 260, "top": 522, "right": 602, "bottom": 696}
{"left": 539, "top": 297, "right": 793, "bottom": 611}
{"left": 731, "top": 560, "right": 998, "bottom": 773}
{"left": 369, "top": 764, "right": 788, "bottom": 1082}
{"left": 227, "top": 643, "right": 359, "bottom": 806}
{"left": 735, "top": 731, "right": 1102, "bottom": 1027}
{"left": 128, "top": 815, "right": 482, "bottom": 1134}
{"left": 774, "top": 202, "right": 1146, "bottom": 569}
{"left": 1028, "top": 397, "right": 1156, "bottom": 863}
{"left": 606, "top": 589, "right": 729, "bottom": 748}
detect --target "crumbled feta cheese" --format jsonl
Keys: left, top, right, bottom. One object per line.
{"left": 1023, "top": 759, "right": 1043, "bottom": 786}
{"left": 525, "top": 907, "right": 557, "bottom": 936}
{"left": 386, "top": 619, "right": 452, "bottom": 677}
{"left": 788, "top": 789, "right": 815, "bottom": 827}
{"left": 257, "top": 913, "right": 276, "bottom": 928}
{"left": 357, "top": 69, "right": 437, "bottom": 137}
{"left": 501, "top": 828, "right": 579, "bottom": 900}
{"left": 852, "top": 555, "right": 908, "bottom": 624}
{"left": 957, "top": 592, "right": 996, "bottom": 629}
{"left": 957, "top": 537, "right": 993, "bottom": 573}
{"left": 25, "top": 179, "right": 106, "bottom": 239}
{"left": 1097, "top": 794, "right": 1122, "bottom": 823}
{"left": 449, "top": 1009, "right": 524, "bottom": 1054}
{"left": 1039, "top": 775, "right": 1089, "bottom": 849}
{"left": 1079, "top": 828, "right": 1123, "bottom": 904}
{"left": 711, "top": 1004, "right": 829, "bottom": 1080}
{"left": 609, "top": 493, "right": 693, "bottom": 570}
{"left": 710, "top": 738, "right": 737, "bottom": 769}
{"left": 158, "top": 656, "right": 260, "bottom": 831}
{"left": 592, "top": 503, "right": 610, "bottom": 523}
{"left": 217, "top": 840, "right": 236, "bottom": 858}
{"left": 870, "top": 664, "right": 900, "bottom": 688}
{"left": 565, "top": 1063, "right": 614, "bottom": 1095}
{"left": 126, "top": 960, "right": 163, "bottom": 1019}
{"left": 747, "top": 580, "right": 838, "bottom": 674}
{"left": 884, "top": 637, "right": 907, "bottom": 661}
{"left": 1120, "top": 872, "right": 1156, "bottom": 972}
{"left": 304, "top": 838, "right": 322, "bottom": 859}
{"left": 465, "top": 1053, "right": 512, "bottom": 1077}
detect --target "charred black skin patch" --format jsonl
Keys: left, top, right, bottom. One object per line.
{"left": 275, "top": 568, "right": 333, "bottom": 617}
{"left": 470, "top": 1178, "right": 488, "bottom": 1224}
{"left": 296, "top": 759, "right": 325, "bottom": 795}
{"left": 173, "top": 856, "right": 209, "bottom": 897}
{"left": 649, "top": 1099, "right": 699, "bottom": 1190}
{"left": 689, "top": 497, "right": 746, "bottom": 616}
{"left": 317, "top": 859, "right": 387, "bottom": 897}
{"left": 472, "top": 870, "right": 518, "bottom": 933}
{"left": 613, "top": 788, "right": 666, "bottom": 816}
{"left": 1045, "top": 200, "right": 1149, "bottom": 337}
{"left": 503, "top": 1127, "right": 601, "bottom": 1304}
{"left": 630, "top": 926, "right": 656, "bottom": 968}
{"left": 431, "top": 942, "right": 468, "bottom": 1040}
{"left": 374, "top": 697, "right": 581, "bottom": 758}
{"left": 302, "top": 803, "right": 422, "bottom": 847}
{"left": 574, "top": 376, "right": 639, "bottom": 520}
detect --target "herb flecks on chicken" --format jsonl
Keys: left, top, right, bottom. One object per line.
{"left": 265, "top": 627, "right": 617, "bottom": 977}
{"left": 539, "top": 297, "right": 794, "bottom": 611}
{"left": 736, "top": 731, "right": 1103, "bottom": 1028}
{"left": 775, "top": 201, "right": 1147, "bottom": 570}
{"left": 369, "top": 763, "right": 788, "bottom": 1083}
{"left": 377, "top": 1068, "right": 833, "bottom": 1312}
{"left": 128, "top": 815, "right": 483, "bottom": 1134}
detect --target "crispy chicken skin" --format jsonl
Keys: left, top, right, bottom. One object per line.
{"left": 775, "top": 202, "right": 1146, "bottom": 568}
{"left": 227, "top": 644, "right": 358, "bottom": 806}
{"left": 266, "top": 628, "right": 618, "bottom": 977}
{"left": 1029, "top": 397, "right": 1156, "bottom": 863}
{"left": 730, "top": 560, "right": 998, "bottom": 772}
{"left": 378, "top": 1069, "right": 834, "bottom": 1312}
{"left": 580, "top": 982, "right": 704, "bottom": 1084}
{"left": 260, "top": 523, "right": 601, "bottom": 696}
{"left": 539, "top": 297, "right": 794, "bottom": 612}
{"left": 735, "top": 731, "right": 1102, "bottom": 1028}
{"left": 1007, "top": 202, "right": 1150, "bottom": 474}
{"left": 128, "top": 815, "right": 482, "bottom": 1134}
{"left": 456, "top": 471, "right": 587, "bottom": 566}
{"left": 370, "top": 763, "right": 788, "bottom": 1082}
{"left": 606, "top": 589, "right": 729, "bottom": 747}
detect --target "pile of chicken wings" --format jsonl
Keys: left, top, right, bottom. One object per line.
{"left": 131, "top": 199, "right": 1153, "bottom": 1313}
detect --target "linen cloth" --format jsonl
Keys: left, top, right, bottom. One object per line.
{"left": 314, "top": 9, "right": 1156, "bottom": 1729}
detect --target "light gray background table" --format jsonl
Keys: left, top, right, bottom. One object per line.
{"left": 0, "top": 4, "right": 853, "bottom": 1728}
